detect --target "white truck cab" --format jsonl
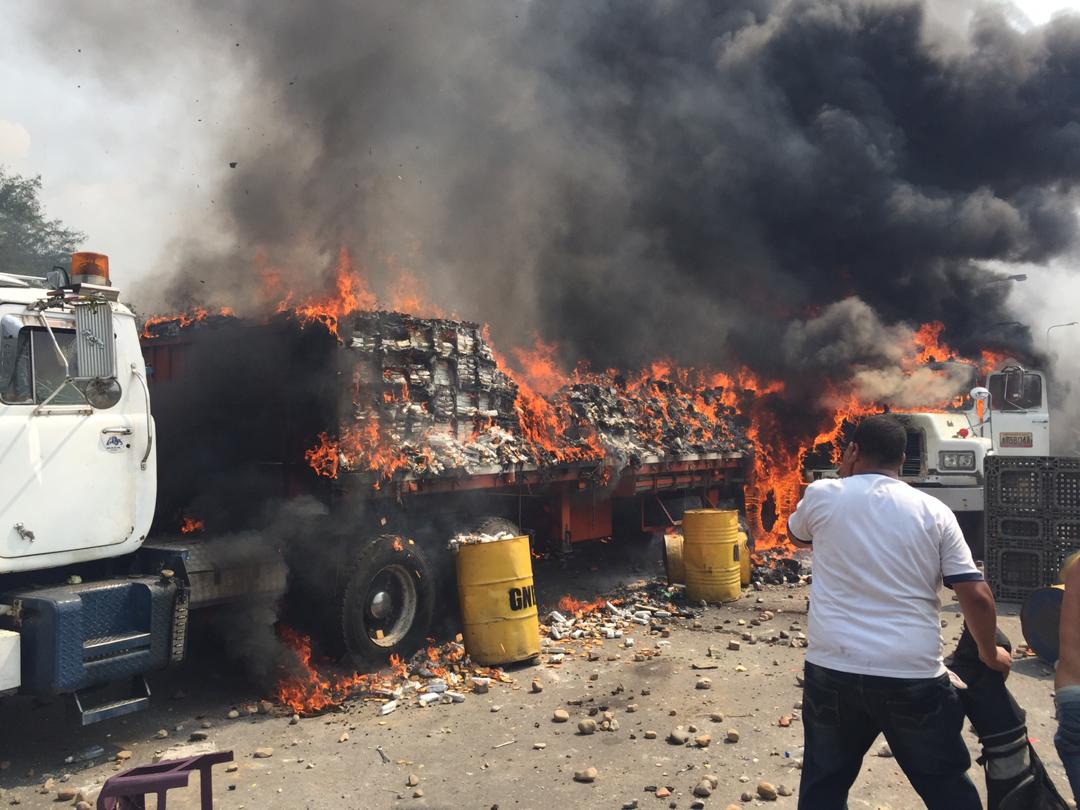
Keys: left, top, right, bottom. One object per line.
{"left": 897, "top": 363, "right": 1050, "bottom": 555}
{"left": 0, "top": 255, "right": 168, "bottom": 722}
{"left": 0, "top": 268, "right": 157, "bottom": 574}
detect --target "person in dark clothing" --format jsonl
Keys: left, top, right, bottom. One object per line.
{"left": 946, "top": 627, "right": 1069, "bottom": 810}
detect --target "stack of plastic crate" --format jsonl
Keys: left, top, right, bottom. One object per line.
{"left": 985, "top": 456, "right": 1080, "bottom": 601}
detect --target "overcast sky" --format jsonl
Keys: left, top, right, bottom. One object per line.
{"left": 2, "top": 0, "right": 1079, "bottom": 350}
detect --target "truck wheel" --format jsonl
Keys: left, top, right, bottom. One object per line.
{"left": 341, "top": 535, "right": 435, "bottom": 668}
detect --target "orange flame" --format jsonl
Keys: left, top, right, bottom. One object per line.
{"left": 275, "top": 626, "right": 366, "bottom": 714}
{"left": 557, "top": 595, "right": 606, "bottom": 616}
{"left": 179, "top": 516, "right": 205, "bottom": 534}
{"left": 140, "top": 305, "right": 236, "bottom": 339}
{"left": 275, "top": 247, "right": 376, "bottom": 339}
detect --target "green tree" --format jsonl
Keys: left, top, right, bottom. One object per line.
{"left": 0, "top": 167, "right": 84, "bottom": 276}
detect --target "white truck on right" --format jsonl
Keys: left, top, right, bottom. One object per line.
{"left": 896, "top": 363, "right": 1049, "bottom": 557}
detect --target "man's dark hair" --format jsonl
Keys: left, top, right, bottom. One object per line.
{"left": 852, "top": 414, "right": 907, "bottom": 466}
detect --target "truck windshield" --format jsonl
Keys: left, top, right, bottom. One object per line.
{"left": 987, "top": 371, "right": 1043, "bottom": 412}
{"left": 0, "top": 327, "right": 84, "bottom": 405}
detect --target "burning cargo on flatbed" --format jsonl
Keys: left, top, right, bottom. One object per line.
{"left": 143, "top": 308, "right": 754, "bottom": 491}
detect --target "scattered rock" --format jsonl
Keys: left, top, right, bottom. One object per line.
{"left": 757, "top": 782, "right": 778, "bottom": 801}
{"left": 644, "top": 730, "right": 658, "bottom": 739}
{"left": 777, "top": 785, "right": 793, "bottom": 796}
{"left": 407, "top": 774, "right": 419, "bottom": 787}
{"left": 530, "top": 679, "right": 543, "bottom": 693}
{"left": 188, "top": 731, "right": 209, "bottom": 742}
{"left": 725, "top": 729, "right": 740, "bottom": 743}
{"left": 573, "top": 767, "right": 598, "bottom": 783}
{"left": 339, "top": 732, "right": 350, "bottom": 743}
{"left": 413, "top": 788, "right": 424, "bottom": 798}
{"left": 225, "top": 763, "right": 239, "bottom": 773}
{"left": 253, "top": 747, "right": 274, "bottom": 759}
{"left": 695, "top": 678, "right": 712, "bottom": 690}
{"left": 710, "top": 712, "right": 724, "bottom": 722}
{"left": 728, "top": 640, "right": 741, "bottom": 651}
{"left": 668, "top": 728, "right": 690, "bottom": 745}
{"left": 533, "top": 742, "right": 547, "bottom": 750}
{"left": 290, "top": 714, "right": 300, "bottom": 725}
{"left": 490, "top": 705, "right": 502, "bottom": 713}
{"left": 579, "top": 719, "right": 597, "bottom": 735}
{"left": 471, "top": 677, "right": 491, "bottom": 694}
{"left": 656, "top": 787, "right": 671, "bottom": 798}
{"left": 877, "top": 743, "right": 893, "bottom": 758}
{"left": 76, "top": 803, "right": 93, "bottom": 810}
{"left": 57, "top": 788, "right": 77, "bottom": 801}
{"left": 626, "top": 704, "right": 638, "bottom": 713}
{"left": 693, "top": 781, "right": 712, "bottom": 798}
{"left": 694, "top": 734, "right": 712, "bottom": 748}
{"left": 741, "top": 792, "right": 755, "bottom": 802}
{"left": 257, "top": 700, "right": 273, "bottom": 714}
{"left": 155, "top": 729, "right": 169, "bottom": 739}
{"left": 778, "top": 715, "right": 792, "bottom": 727}
{"left": 115, "top": 751, "right": 133, "bottom": 762}
{"left": 553, "top": 709, "right": 570, "bottom": 723}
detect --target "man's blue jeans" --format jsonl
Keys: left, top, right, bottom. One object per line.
{"left": 798, "top": 661, "right": 981, "bottom": 810}
{"left": 1056, "top": 684, "right": 1080, "bottom": 804}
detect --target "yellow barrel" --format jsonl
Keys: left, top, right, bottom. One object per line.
{"left": 683, "top": 509, "right": 742, "bottom": 603}
{"left": 738, "top": 530, "right": 752, "bottom": 586}
{"left": 664, "top": 533, "right": 685, "bottom": 585}
{"left": 1021, "top": 584, "right": 1065, "bottom": 664}
{"left": 455, "top": 535, "right": 540, "bottom": 666}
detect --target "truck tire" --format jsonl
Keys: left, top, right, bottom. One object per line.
{"left": 341, "top": 535, "right": 435, "bottom": 668}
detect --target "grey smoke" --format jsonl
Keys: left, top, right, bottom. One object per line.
{"left": 27, "top": 1, "right": 1080, "bottom": 389}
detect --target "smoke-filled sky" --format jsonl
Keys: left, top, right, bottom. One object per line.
{"left": 3, "top": 0, "right": 1080, "bottom": 402}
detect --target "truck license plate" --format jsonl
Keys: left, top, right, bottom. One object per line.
{"left": 1000, "top": 432, "right": 1033, "bottom": 448}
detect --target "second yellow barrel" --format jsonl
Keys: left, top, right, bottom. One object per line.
{"left": 455, "top": 535, "right": 540, "bottom": 666}
{"left": 683, "top": 509, "right": 742, "bottom": 603}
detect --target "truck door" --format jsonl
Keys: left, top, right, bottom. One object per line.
{"left": 0, "top": 311, "right": 139, "bottom": 563}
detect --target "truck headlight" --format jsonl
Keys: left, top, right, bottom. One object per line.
{"left": 939, "top": 451, "right": 976, "bottom": 471}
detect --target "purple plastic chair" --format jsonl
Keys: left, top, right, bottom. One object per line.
{"left": 96, "top": 750, "right": 234, "bottom": 809}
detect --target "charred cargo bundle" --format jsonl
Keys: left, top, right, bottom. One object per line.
{"left": 341, "top": 311, "right": 533, "bottom": 476}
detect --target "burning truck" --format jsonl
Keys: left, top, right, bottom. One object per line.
{"left": 0, "top": 250, "right": 1053, "bottom": 722}
{"left": 139, "top": 306, "right": 759, "bottom": 673}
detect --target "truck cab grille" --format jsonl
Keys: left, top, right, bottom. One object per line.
{"left": 902, "top": 429, "right": 923, "bottom": 477}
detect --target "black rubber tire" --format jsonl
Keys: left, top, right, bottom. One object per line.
{"left": 340, "top": 535, "right": 435, "bottom": 669}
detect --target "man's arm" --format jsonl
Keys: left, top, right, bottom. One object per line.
{"left": 953, "top": 580, "right": 1011, "bottom": 674}
{"left": 787, "top": 522, "right": 811, "bottom": 549}
{"left": 1057, "top": 560, "right": 1080, "bottom": 687}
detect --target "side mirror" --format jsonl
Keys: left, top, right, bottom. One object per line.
{"left": 46, "top": 266, "right": 70, "bottom": 290}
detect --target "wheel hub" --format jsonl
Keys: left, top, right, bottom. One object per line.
{"left": 369, "top": 590, "right": 393, "bottom": 620}
{"left": 362, "top": 564, "right": 418, "bottom": 647}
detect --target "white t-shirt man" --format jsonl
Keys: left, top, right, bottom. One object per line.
{"left": 787, "top": 474, "right": 983, "bottom": 679}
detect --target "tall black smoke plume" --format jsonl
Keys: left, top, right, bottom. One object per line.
{"left": 31, "top": 0, "right": 1080, "bottom": 381}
